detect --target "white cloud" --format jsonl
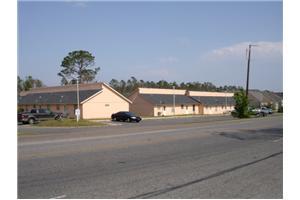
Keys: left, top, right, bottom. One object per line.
{"left": 159, "top": 56, "right": 178, "bottom": 64}
{"left": 202, "top": 41, "right": 282, "bottom": 61}
{"left": 193, "top": 41, "right": 283, "bottom": 91}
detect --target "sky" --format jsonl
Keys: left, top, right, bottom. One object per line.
{"left": 18, "top": 1, "right": 283, "bottom": 91}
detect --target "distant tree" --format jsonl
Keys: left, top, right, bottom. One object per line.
{"left": 139, "top": 79, "right": 145, "bottom": 87}
{"left": 19, "top": 76, "right": 44, "bottom": 92}
{"left": 17, "top": 76, "right": 23, "bottom": 94}
{"left": 233, "top": 90, "right": 249, "bottom": 118}
{"left": 108, "top": 77, "right": 244, "bottom": 96}
{"left": 34, "top": 79, "right": 43, "bottom": 88}
{"left": 109, "top": 79, "right": 120, "bottom": 89}
{"left": 58, "top": 50, "right": 100, "bottom": 85}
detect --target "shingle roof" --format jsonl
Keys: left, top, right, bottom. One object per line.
{"left": 248, "top": 90, "right": 282, "bottom": 107}
{"left": 190, "top": 96, "right": 235, "bottom": 106}
{"left": 140, "top": 94, "right": 199, "bottom": 105}
{"left": 262, "top": 91, "right": 282, "bottom": 102}
{"left": 18, "top": 89, "right": 101, "bottom": 105}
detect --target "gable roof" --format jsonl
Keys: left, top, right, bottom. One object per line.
{"left": 248, "top": 90, "right": 282, "bottom": 106}
{"left": 191, "top": 96, "right": 235, "bottom": 106}
{"left": 262, "top": 91, "right": 282, "bottom": 102}
{"left": 140, "top": 94, "right": 199, "bottom": 105}
{"left": 18, "top": 89, "right": 101, "bottom": 105}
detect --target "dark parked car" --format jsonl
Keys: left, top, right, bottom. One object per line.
{"left": 18, "top": 108, "right": 63, "bottom": 124}
{"left": 111, "top": 111, "right": 142, "bottom": 122}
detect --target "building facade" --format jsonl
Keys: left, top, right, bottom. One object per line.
{"left": 188, "top": 91, "right": 235, "bottom": 115}
{"left": 128, "top": 88, "right": 235, "bottom": 117}
{"left": 18, "top": 82, "right": 131, "bottom": 119}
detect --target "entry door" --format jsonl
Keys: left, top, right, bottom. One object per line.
{"left": 198, "top": 105, "right": 204, "bottom": 114}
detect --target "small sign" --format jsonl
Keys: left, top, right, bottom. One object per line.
{"left": 75, "top": 109, "right": 80, "bottom": 116}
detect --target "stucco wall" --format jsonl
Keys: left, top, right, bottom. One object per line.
{"left": 203, "top": 105, "right": 234, "bottom": 115}
{"left": 153, "top": 104, "right": 199, "bottom": 116}
{"left": 82, "top": 86, "right": 129, "bottom": 119}
{"left": 129, "top": 95, "right": 154, "bottom": 116}
{"left": 138, "top": 88, "right": 187, "bottom": 95}
{"left": 187, "top": 91, "right": 234, "bottom": 97}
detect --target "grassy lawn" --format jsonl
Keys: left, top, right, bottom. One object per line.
{"left": 18, "top": 131, "right": 34, "bottom": 136}
{"left": 34, "top": 119, "right": 105, "bottom": 127}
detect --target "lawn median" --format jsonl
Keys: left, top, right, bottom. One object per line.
{"left": 34, "top": 119, "right": 105, "bottom": 127}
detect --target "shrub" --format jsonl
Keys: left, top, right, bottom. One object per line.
{"left": 233, "top": 90, "right": 250, "bottom": 118}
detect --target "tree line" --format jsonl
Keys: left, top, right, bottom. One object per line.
{"left": 109, "top": 76, "right": 243, "bottom": 97}
{"left": 18, "top": 50, "right": 243, "bottom": 97}
{"left": 18, "top": 76, "right": 44, "bottom": 94}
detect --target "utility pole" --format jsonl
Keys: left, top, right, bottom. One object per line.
{"left": 245, "top": 44, "right": 258, "bottom": 98}
{"left": 173, "top": 86, "right": 175, "bottom": 115}
{"left": 225, "top": 89, "right": 228, "bottom": 110}
{"left": 76, "top": 78, "right": 80, "bottom": 122}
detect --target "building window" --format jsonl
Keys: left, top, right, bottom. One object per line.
{"left": 193, "top": 105, "right": 195, "bottom": 111}
{"left": 105, "top": 104, "right": 110, "bottom": 107}
{"left": 181, "top": 104, "right": 184, "bottom": 109}
{"left": 56, "top": 105, "right": 60, "bottom": 111}
{"left": 33, "top": 104, "right": 36, "bottom": 108}
{"left": 163, "top": 106, "right": 166, "bottom": 111}
{"left": 186, "top": 105, "right": 188, "bottom": 110}
{"left": 39, "top": 105, "right": 42, "bottom": 109}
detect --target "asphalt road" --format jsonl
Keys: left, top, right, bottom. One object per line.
{"left": 18, "top": 115, "right": 283, "bottom": 199}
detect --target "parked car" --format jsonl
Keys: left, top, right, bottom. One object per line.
{"left": 111, "top": 111, "right": 142, "bottom": 122}
{"left": 261, "top": 107, "right": 273, "bottom": 114}
{"left": 251, "top": 107, "right": 271, "bottom": 117}
{"left": 18, "top": 108, "right": 63, "bottom": 124}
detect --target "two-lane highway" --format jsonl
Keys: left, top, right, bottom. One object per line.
{"left": 18, "top": 115, "right": 282, "bottom": 198}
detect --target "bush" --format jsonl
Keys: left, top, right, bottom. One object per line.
{"left": 233, "top": 90, "right": 250, "bottom": 118}
{"left": 18, "top": 108, "right": 24, "bottom": 113}
{"left": 278, "top": 105, "right": 283, "bottom": 113}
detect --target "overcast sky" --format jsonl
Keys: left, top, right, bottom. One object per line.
{"left": 18, "top": 1, "right": 282, "bottom": 91}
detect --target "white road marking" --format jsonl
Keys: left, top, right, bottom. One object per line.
{"left": 272, "top": 138, "right": 282, "bottom": 142}
{"left": 50, "top": 194, "right": 66, "bottom": 199}
{"left": 105, "top": 122, "right": 123, "bottom": 126}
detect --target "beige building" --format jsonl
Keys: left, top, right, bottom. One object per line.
{"left": 187, "top": 91, "right": 235, "bottom": 115}
{"left": 128, "top": 88, "right": 235, "bottom": 117}
{"left": 18, "top": 82, "right": 131, "bottom": 119}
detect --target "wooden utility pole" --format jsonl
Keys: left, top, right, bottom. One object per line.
{"left": 245, "top": 44, "right": 258, "bottom": 97}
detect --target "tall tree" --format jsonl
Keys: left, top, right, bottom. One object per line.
{"left": 58, "top": 50, "right": 100, "bottom": 85}
{"left": 17, "top": 76, "right": 23, "bottom": 94}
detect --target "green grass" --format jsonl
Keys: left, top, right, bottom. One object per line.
{"left": 18, "top": 131, "right": 34, "bottom": 136}
{"left": 34, "top": 119, "right": 105, "bottom": 127}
